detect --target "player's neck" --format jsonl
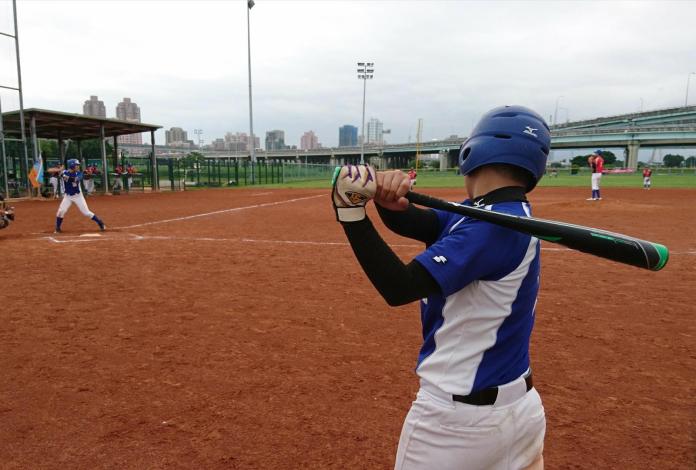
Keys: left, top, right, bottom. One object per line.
{"left": 465, "top": 168, "right": 525, "bottom": 200}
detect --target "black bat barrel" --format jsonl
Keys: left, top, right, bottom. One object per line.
{"left": 406, "top": 192, "right": 669, "bottom": 271}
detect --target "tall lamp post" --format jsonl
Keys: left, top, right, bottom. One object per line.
{"left": 553, "top": 95, "right": 563, "bottom": 126}
{"left": 357, "top": 62, "right": 374, "bottom": 164}
{"left": 247, "top": 0, "right": 256, "bottom": 183}
{"left": 685, "top": 72, "right": 696, "bottom": 106}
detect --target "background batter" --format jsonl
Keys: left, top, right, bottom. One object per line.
{"left": 54, "top": 159, "right": 106, "bottom": 233}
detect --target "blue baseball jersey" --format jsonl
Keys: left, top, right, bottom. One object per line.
{"left": 62, "top": 170, "right": 83, "bottom": 196}
{"left": 414, "top": 200, "right": 540, "bottom": 395}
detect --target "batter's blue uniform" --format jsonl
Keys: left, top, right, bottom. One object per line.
{"left": 414, "top": 199, "right": 539, "bottom": 395}
{"left": 335, "top": 106, "right": 551, "bottom": 470}
{"left": 394, "top": 197, "right": 545, "bottom": 470}
{"left": 55, "top": 165, "right": 105, "bottom": 233}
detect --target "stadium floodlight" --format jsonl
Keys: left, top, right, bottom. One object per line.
{"left": 553, "top": 95, "right": 563, "bottom": 126}
{"left": 686, "top": 72, "right": 696, "bottom": 106}
{"left": 357, "top": 61, "right": 375, "bottom": 164}
{"left": 247, "top": 0, "right": 256, "bottom": 183}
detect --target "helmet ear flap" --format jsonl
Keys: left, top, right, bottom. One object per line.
{"left": 458, "top": 144, "right": 472, "bottom": 172}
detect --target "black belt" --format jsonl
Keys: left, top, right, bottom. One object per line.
{"left": 453, "top": 373, "right": 533, "bottom": 406}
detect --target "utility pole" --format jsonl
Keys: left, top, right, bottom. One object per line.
{"left": 357, "top": 62, "right": 374, "bottom": 164}
{"left": 247, "top": 0, "right": 256, "bottom": 183}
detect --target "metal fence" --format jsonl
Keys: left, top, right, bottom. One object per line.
{"left": 144, "top": 159, "right": 336, "bottom": 190}
{"left": 2, "top": 151, "right": 695, "bottom": 198}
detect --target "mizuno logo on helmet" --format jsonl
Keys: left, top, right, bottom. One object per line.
{"left": 523, "top": 126, "right": 538, "bottom": 137}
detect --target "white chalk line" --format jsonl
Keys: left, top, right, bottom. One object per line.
{"left": 114, "top": 194, "right": 323, "bottom": 230}
{"left": 38, "top": 233, "right": 696, "bottom": 255}
{"left": 42, "top": 233, "right": 419, "bottom": 248}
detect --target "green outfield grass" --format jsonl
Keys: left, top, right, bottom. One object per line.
{"left": 250, "top": 168, "right": 696, "bottom": 190}
{"left": 416, "top": 170, "right": 696, "bottom": 189}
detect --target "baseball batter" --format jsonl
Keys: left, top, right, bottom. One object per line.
{"left": 332, "top": 105, "right": 549, "bottom": 470}
{"left": 54, "top": 159, "right": 106, "bottom": 233}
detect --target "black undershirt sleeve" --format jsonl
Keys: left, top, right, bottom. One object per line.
{"left": 375, "top": 203, "right": 440, "bottom": 245}
{"left": 341, "top": 217, "right": 441, "bottom": 306}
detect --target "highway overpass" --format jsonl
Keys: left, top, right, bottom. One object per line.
{"left": 121, "top": 106, "right": 696, "bottom": 169}
{"left": 550, "top": 106, "right": 696, "bottom": 167}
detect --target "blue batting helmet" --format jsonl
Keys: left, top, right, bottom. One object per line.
{"left": 67, "top": 158, "right": 80, "bottom": 169}
{"left": 459, "top": 105, "right": 551, "bottom": 191}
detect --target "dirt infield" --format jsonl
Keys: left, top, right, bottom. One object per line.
{"left": 1, "top": 187, "right": 694, "bottom": 469}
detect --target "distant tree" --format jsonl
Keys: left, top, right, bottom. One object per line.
{"left": 183, "top": 151, "right": 206, "bottom": 168}
{"left": 78, "top": 139, "right": 113, "bottom": 159}
{"left": 663, "top": 154, "right": 685, "bottom": 167}
{"left": 427, "top": 159, "right": 440, "bottom": 170}
{"left": 599, "top": 150, "right": 616, "bottom": 165}
{"left": 549, "top": 162, "right": 564, "bottom": 168}
{"left": 685, "top": 156, "right": 696, "bottom": 168}
{"left": 39, "top": 140, "right": 59, "bottom": 159}
{"left": 571, "top": 155, "right": 591, "bottom": 167}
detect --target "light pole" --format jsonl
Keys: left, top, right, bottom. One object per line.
{"left": 553, "top": 95, "right": 563, "bottom": 126}
{"left": 247, "top": 0, "right": 256, "bottom": 183}
{"left": 559, "top": 107, "right": 569, "bottom": 123}
{"left": 685, "top": 72, "right": 696, "bottom": 106}
{"left": 357, "top": 62, "right": 374, "bottom": 164}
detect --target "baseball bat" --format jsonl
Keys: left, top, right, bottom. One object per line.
{"left": 405, "top": 191, "right": 669, "bottom": 271}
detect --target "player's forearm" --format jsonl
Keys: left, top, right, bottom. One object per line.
{"left": 341, "top": 217, "right": 440, "bottom": 306}
{"left": 375, "top": 203, "right": 440, "bottom": 245}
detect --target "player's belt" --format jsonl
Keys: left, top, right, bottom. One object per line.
{"left": 452, "top": 373, "right": 533, "bottom": 406}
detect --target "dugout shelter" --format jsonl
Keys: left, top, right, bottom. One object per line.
{"left": 0, "top": 108, "right": 162, "bottom": 196}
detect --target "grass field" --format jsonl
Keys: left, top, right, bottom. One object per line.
{"left": 249, "top": 167, "right": 696, "bottom": 190}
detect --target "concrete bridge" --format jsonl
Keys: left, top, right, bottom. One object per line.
{"left": 550, "top": 106, "right": 696, "bottom": 167}
{"left": 121, "top": 138, "right": 466, "bottom": 170}
{"left": 121, "top": 106, "right": 696, "bottom": 169}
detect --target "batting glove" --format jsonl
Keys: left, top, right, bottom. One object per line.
{"left": 331, "top": 164, "right": 377, "bottom": 222}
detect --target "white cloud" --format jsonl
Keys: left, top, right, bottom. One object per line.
{"left": 1, "top": 0, "right": 695, "bottom": 147}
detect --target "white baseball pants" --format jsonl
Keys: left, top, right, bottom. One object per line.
{"left": 395, "top": 376, "right": 545, "bottom": 470}
{"left": 591, "top": 173, "right": 602, "bottom": 191}
{"left": 56, "top": 192, "right": 94, "bottom": 219}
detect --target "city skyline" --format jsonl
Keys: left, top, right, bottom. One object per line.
{"left": 115, "top": 98, "right": 142, "bottom": 145}
{"left": 1, "top": 1, "right": 695, "bottom": 156}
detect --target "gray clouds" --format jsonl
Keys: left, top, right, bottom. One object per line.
{"left": 1, "top": 0, "right": 695, "bottom": 147}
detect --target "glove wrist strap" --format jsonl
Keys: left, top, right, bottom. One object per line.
{"left": 336, "top": 207, "right": 366, "bottom": 222}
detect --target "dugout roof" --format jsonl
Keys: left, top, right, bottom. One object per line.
{"left": 1, "top": 108, "right": 161, "bottom": 140}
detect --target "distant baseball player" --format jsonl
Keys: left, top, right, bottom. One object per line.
{"left": 54, "top": 159, "right": 106, "bottom": 233}
{"left": 407, "top": 167, "right": 417, "bottom": 189}
{"left": 587, "top": 149, "right": 604, "bottom": 200}
{"left": 82, "top": 163, "right": 95, "bottom": 195}
{"left": 47, "top": 163, "right": 64, "bottom": 199}
{"left": 332, "top": 105, "right": 549, "bottom": 470}
{"left": 642, "top": 167, "right": 653, "bottom": 189}
{"left": 0, "top": 194, "right": 15, "bottom": 230}
{"left": 126, "top": 163, "right": 136, "bottom": 191}
{"left": 112, "top": 163, "right": 125, "bottom": 194}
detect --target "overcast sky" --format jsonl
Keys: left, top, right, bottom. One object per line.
{"left": 1, "top": 0, "right": 695, "bottom": 156}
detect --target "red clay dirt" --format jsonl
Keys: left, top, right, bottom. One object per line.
{"left": 1, "top": 187, "right": 694, "bottom": 469}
